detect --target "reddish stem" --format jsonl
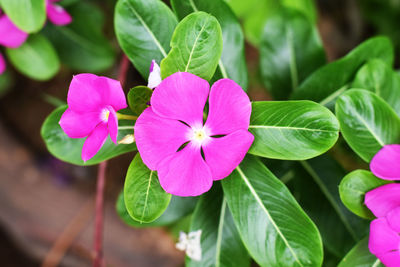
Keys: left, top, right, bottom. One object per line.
{"left": 93, "top": 161, "right": 107, "bottom": 267}
{"left": 118, "top": 54, "right": 130, "bottom": 88}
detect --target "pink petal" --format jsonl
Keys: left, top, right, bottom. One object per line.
{"left": 0, "top": 53, "right": 5, "bottom": 75}
{"left": 157, "top": 144, "right": 213, "bottom": 196}
{"left": 387, "top": 207, "right": 400, "bottom": 233}
{"left": 47, "top": 3, "right": 72, "bottom": 26}
{"left": 376, "top": 251, "right": 400, "bottom": 267}
{"left": 134, "top": 107, "right": 190, "bottom": 170}
{"left": 59, "top": 108, "right": 102, "bottom": 138}
{"left": 365, "top": 183, "right": 400, "bottom": 218}
{"left": 81, "top": 123, "right": 108, "bottom": 162}
{"left": 369, "top": 218, "right": 400, "bottom": 255}
{"left": 147, "top": 60, "right": 161, "bottom": 89}
{"left": 93, "top": 76, "right": 127, "bottom": 111}
{"left": 67, "top": 74, "right": 103, "bottom": 113}
{"left": 151, "top": 72, "right": 209, "bottom": 126}
{"left": 107, "top": 106, "right": 118, "bottom": 144}
{"left": 204, "top": 79, "right": 251, "bottom": 135}
{"left": 203, "top": 130, "right": 254, "bottom": 180}
{"left": 0, "top": 15, "right": 28, "bottom": 48}
{"left": 370, "top": 144, "right": 400, "bottom": 180}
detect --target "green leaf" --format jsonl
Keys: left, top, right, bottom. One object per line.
{"left": 339, "top": 170, "right": 391, "bottom": 219}
{"left": 116, "top": 191, "right": 197, "bottom": 227}
{"left": 114, "top": 0, "right": 177, "bottom": 78}
{"left": 291, "top": 36, "right": 394, "bottom": 106}
{"left": 338, "top": 238, "right": 383, "bottom": 267}
{"left": 0, "top": 0, "right": 46, "bottom": 33}
{"left": 171, "top": 0, "right": 248, "bottom": 89}
{"left": 6, "top": 34, "right": 60, "bottom": 81}
{"left": 42, "top": 2, "right": 115, "bottom": 72}
{"left": 0, "top": 70, "right": 13, "bottom": 97}
{"left": 160, "top": 12, "right": 223, "bottom": 81}
{"left": 248, "top": 101, "right": 339, "bottom": 160}
{"left": 281, "top": 0, "right": 317, "bottom": 23}
{"left": 124, "top": 154, "right": 171, "bottom": 223}
{"left": 260, "top": 8, "right": 325, "bottom": 100}
{"left": 335, "top": 89, "right": 400, "bottom": 162}
{"left": 222, "top": 156, "right": 323, "bottom": 267}
{"left": 41, "top": 105, "right": 136, "bottom": 166}
{"left": 186, "top": 184, "right": 250, "bottom": 267}
{"left": 127, "top": 86, "right": 152, "bottom": 116}
{"left": 352, "top": 59, "right": 400, "bottom": 117}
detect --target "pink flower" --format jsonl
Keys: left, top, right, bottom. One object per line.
{"left": 59, "top": 74, "right": 127, "bottom": 162}
{"left": 46, "top": 0, "right": 72, "bottom": 26}
{"left": 0, "top": 12, "right": 28, "bottom": 74}
{"left": 134, "top": 72, "right": 254, "bottom": 196}
{"left": 365, "top": 184, "right": 400, "bottom": 267}
{"left": 370, "top": 144, "right": 400, "bottom": 180}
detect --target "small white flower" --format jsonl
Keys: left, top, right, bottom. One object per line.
{"left": 176, "top": 230, "right": 202, "bottom": 261}
{"left": 147, "top": 60, "right": 162, "bottom": 89}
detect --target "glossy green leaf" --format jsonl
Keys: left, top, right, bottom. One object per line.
{"left": 186, "top": 184, "right": 250, "bottom": 267}
{"left": 260, "top": 8, "right": 325, "bottom": 100}
{"left": 127, "top": 86, "right": 152, "bottom": 116}
{"left": 6, "top": 34, "right": 60, "bottom": 81}
{"left": 248, "top": 101, "right": 339, "bottom": 160}
{"left": 116, "top": 191, "right": 197, "bottom": 227}
{"left": 42, "top": 2, "right": 115, "bottom": 72}
{"left": 160, "top": 12, "right": 223, "bottom": 81}
{"left": 41, "top": 106, "right": 136, "bottom": 166}
{"left": 281, "top": 0, "right": 317, "bottom": 23}
{"left": 291, "top": 37, "right": 394, "bottom": 105}
{"left": 352, "top": 59, "right": 400, "bottom": 117}
{"left": 0, "top": 0, "right": 46, "bottom": 33}
{"left": 114, "top": 0, "right": 177, "bottom": 78}
{"left": 338, "top": 238, "right": 383, "bottom": 267}
{"left": 124, "top": 154, "right": 171, "bottom": 223}
{"left": 222, "top": 156, "right": 323, "bottom": 267}
{"left": 335, "top": 89, "right": 400, "bottom": 162}
{"left": 339, "top": 170, "right": 391, "bottom": 219}
{"left": 171, "top": 0, "right": 248, "bottom": 89}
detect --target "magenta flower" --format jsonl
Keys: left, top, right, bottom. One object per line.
{"left": 46, "top": 0, "right": 72, "bottom": 26}
{"left": 370, "top": 144, "right": 400, "bottom": 180}
{"left": 0, "top": 12, "right": 28, "bottom": 74}
{"left": 134, "top": 72, "right": 254, "bottom": 196}
{"left": 365, "top": 184, "right": 400, "bottom": 267}
{"left": 59, "top": 74, "right": 127, "bottom": 161}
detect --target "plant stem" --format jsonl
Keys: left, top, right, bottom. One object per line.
{"left": 118, "top": 54, "right": 130, "bottom": 88}
{"left": 116, "top": 113, "right": 138, "bottom": 120}
{"left": 93, "top": 161, "right": 107, "bottom": 267}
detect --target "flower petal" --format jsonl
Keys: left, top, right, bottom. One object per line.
{"left": 0, "top": 15, "right": 28, "bottom": 48}
{"left": 369, "top": 218, "right": 400, "bottom": 255}
{"left": 147, "top": 60, "right": 161, "bottom": 89}
{"left": 59, "top": 108, "right": 102, "bottom": 138}
{"left": 108, "top": 106, "right": 118, "bottom": 144}
{"left": 386, "top": 207, "right": 400, "bottom": 233}
{"left": 93, "top": 76, "right": 127, "bottom": 111}
{"left": 203, "top": 130, "right": 254, "bottom": 180}
{"left": 151, "top": 72, "right": 209, "bottom": 126}
{"left": 0, "top": 53, "right": 5, "bottom": 75}
{"left": 157, "top": 144, "right": 213, "bottom": 196}
{"left": 81, "top": 123, "right": 108, "bottom": 162}
{"left": 365, "top": 183, "right": 400, "bottom": 218}
{"left": 47, "top": 2, "right": 72, "bottom": 26}
{"left": 376, "top": 251, "right": 400, "bottom": 267}
{"left": 370, "top": 144, "right": 400, "bottom": 180}
{"left": 205, "top": 78, "right": 251, "bottom": 135}
{"left": 134, "top": 107, "right": 190, "bottom": 170}
{"left": 67, "top": 73, "right": 103, "bottom": 112}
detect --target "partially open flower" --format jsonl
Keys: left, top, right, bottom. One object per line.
{"left": 46, "top": 0, "right": 72, "bottom": 26}
{"left": 135, "top": 72, "right": 254, "bottom": 196}
{"left": 147, "top": 60, "right": 161, "bottom": 89}
{"left": 59, "top": 74, "right": 127, "bottom": 161}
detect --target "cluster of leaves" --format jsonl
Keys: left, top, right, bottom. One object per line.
{"left": 40, "top": 0, "right": 400, "bottom": 266}
{"left": 0, "top": 0, "right": 115, "bottom": 88}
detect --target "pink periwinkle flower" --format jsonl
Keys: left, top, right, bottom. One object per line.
{"left": 59, "top": 74, "right": 127, "bottom": 162}
{"left": 46, "top": 0, "right": 72, "bottom": 26}
{"left": 0, "top": 12, "right": 29, "bottom": 74}
{"left": 370, "top": 144, "right": 400, "bottom": 180}
{"left": 134, "top": 72, "right": 254, "bottom": 197}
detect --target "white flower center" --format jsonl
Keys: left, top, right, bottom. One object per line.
{"left": 100, "top": 108, "right": 110, "bottom": 122}
{"left": 188, "top": 125, "right": 210, "bottom": 147}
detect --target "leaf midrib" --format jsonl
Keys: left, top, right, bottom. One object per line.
{"left": 215, "top": 198, "right": 226, "bottom": 267}
{"left": 249, "top": 125, "right": 336, "bottom": 133}
{"left": 184, "top": 17, "right": 208, "bottom": 72}
{"left": 235, "top": 166, "right": 303, "bottom": 266}
{"left": 140, "top": 170, "right": 153, "bottom": 223}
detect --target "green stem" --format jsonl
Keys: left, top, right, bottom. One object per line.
{"left": 117, "top": 113, "right": 138, "bottom": 120}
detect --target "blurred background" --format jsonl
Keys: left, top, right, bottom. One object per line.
{"left": 0, "top": 0, "right": 398, "bottom": 266}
